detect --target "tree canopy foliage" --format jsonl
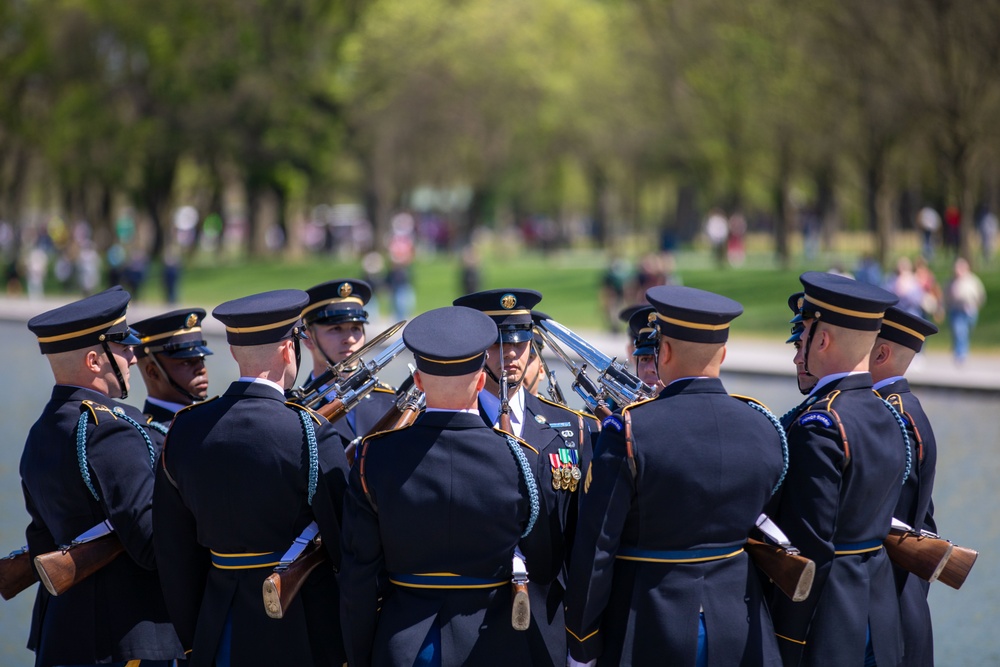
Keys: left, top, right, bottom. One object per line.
{"left": 1, "top": 0, "right": 998, "bottom": 264}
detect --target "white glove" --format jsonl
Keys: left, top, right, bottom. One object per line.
{"left": 567, "top": 656, "right": 596, "bottom": 667}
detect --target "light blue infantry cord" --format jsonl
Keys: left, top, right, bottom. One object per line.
{"left": 297, "top": 409, "right": 319, "bottom": 506}
{"left": 779, "top": 394, "right": 819, "bottom": 431}
{"left": 503, "top": 434, "right": 539, "bottom": 538}
{"left": 745, "top": 401, "right": 790, "bottom": 496}
{"left": 879, "top": 398, "right": 912, "bottom": 485}
{"left": 148, "top": 421, "right": 169, "bottom": 436}
{"left": 76, "top": 412, "right": 100, "bottom": 501}
{"left": 75, "top": 408, "right": 157, "bottom": 502}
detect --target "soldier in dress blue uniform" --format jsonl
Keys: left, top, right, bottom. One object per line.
{"left": 565, "top": 285, "right": 785, "bottom": 667}
{"left": 152, "top": 289, "right": 351, "bottom": 667}
{"left": 131, "top": 308, "right": 213, "bottom": 431}
{"left": 453, "top": 288, "right": 598, "bottom": 667}
{"left": 340, "top": 306, "right": 538, "bottom": 667}
{"left": 301, "top": 279, "right": 397, "bottom": 449}
{"left": 21, "top": 287, "right": 184, "bottom": 667}
{"left": 621, "top": 304, "right": 663, "bottom": 391}
{"left": 778, "top": 292, "right": 820, "bottom": 431}
{"left": 771, "top": 272, "right": 908, "bottom": 667}
{"left": 869, "top": 306, "right": 940, "bottom": 667}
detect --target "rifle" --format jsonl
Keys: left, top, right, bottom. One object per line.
{"left": 746, "top": 538, "right": 815, "bottom": 602}
{"left": 511, "top": 553, "right": 530, "bottom": 631}
{"left": 534, "top": 327, "right": 612, "bottom": 420}
{"left": 315, "top": 339, "right": 407, "bottom": 424}
{"left": 883, "top": 519, "right": 953, "bottom": 583}
{"left": 937, "top": 542, "right": 978, "bottom": 590}
{"left": 747, "top": 514, "right": 815, "bottom": 602}
{"left": 530, "top": 338, "right": 566, "bottom": 406}
{"left": 0, "top": 547, "right": 36, "bottom": 601}
{"left": 287, "top": 320, "right": 405, "bottom": 406}
{"left": 498, "top": 353, "right": 514, "bottom": 434}
{"left": 263, "top": 382, "right": 429, "bottom": 618}
{"left": 537, "top": 319, "right": 656, "bottom": 408}
{"left": 367, "top": 374, "right": 425, "bottom": 435}
{"left": 34, "top": 526, "right": 125, "bottom": 596}
{"left": 263, "top": 523, "right": 325, "bottom": 619}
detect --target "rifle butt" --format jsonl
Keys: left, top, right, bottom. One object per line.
{"left": 263, "top": 541, "right": 328, "bottom": 619}
{"left": 511, "top": 581, "right": 530, "bottom": 631}
{"left": 884, "top": 527, "right": 953, "bottom": 583}
{"left": 33, "top": 534, "right": 124, "bottom": 596}
{"left": 937, "top": 544, "right": 978, "bottom": 590}
{"left": 746, "top": 538, "right": 815, "bottom": 602}
{"left": 0, "top": 549, "right": 37, "bottom": 601}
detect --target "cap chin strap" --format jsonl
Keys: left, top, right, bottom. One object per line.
{"left": 802, "top": 319, "right": 819, "bottom": 378}
{"left": 101, "top": 341, "right": 129, "bottom": 400}
{"left": 150, "top": 354, "right": 202, "bottom": 404}
{"left": 488, "top": 339, "right": 524, "bottom": 395}
{"left": 292, "top": 334, "right": 302, "bottom": 387}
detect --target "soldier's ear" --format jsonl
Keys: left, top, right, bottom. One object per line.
{"left": 474, "top": 369, "right": 487, "bottom": 393}
{"left": 84, "top": 348, "right": 102, "bottom": 373}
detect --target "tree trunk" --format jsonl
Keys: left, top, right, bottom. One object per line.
{"left": 773, "top": 139, "right": 792, "bottom": 267}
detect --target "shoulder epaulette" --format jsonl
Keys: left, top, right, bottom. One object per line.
{"left": 357, "top": 425, "right": 415, "bottom": 515}
{"left": 537, "top": 395, "right": 598, "bottom": 422}
{"left": 492, "top": 428, "right": 539, "bottom": 455}
{"left": 174, "top": 395, "right": 220, "bottom": 418}
{"left": 285, "top": 400, "right": 322, "bottom": 426}
{"left": 729, "top": 393, "right": 773, "bottom": 413}
{"left": 81, "top": 399, "right": 117, "bottom": 425}
{"left": 882, "top": 393, "right": 923, "bottom": 462}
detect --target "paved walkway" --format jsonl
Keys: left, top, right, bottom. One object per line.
{"left": 3, "top": 296, "right": 998, "bottom": 393}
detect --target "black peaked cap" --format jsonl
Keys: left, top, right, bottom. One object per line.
{"left": 646, "top": 285, "right": 743, "bottom": 344}
{"left": 403, "top": 306, "right": 498, "bottom": 376}
{"left": 28, "top": 286, "right": 141, "bottom": 354}
{"left": 213, "top": 289, "right": 309, "bottom": 345}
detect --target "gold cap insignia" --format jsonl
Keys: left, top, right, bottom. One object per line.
{"left": 796, "top": 296, "right": 804, "bottom": 310}
{"left": 338, "top": 282, "right": 353, "bottom": 298}
{"left": 647, "top": 312, "right": 657, "bottom": 324}
{"left": 185, "top": 313, "right": 198, "bottom": 329}
{"left": 500, "top": 293, "right": 517, "bottom": 310}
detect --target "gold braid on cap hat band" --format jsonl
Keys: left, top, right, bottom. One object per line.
{"left": 301, "top": 296, "right": 365, "bottom": 317}
{"left": 35, "top": 316, "right": 127, "bottom": 343}
{"left": 225, "top": 314, "right": 301, "bottom": 334}
{"left": 481, "top": 309, "right": 531, "bottom": 316}
{"left": 803, "top": 295, "right": 884, "bottom": 319}
{"left": 416, "top": 351, "right": 485, "bottom": 364}
{"left": 881, "top": 319, "right": 926, "bottom": 341}
{"left": 653, "top": 312, "right": 730, "bottom": 331}
{"left": 140, "top": 327, "right": 202, "bottom": 344}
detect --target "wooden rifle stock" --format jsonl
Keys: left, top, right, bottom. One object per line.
{"left": 937, "top": 542, "right": 978, "bottom": 590}
{"left": 883, "top": 527, "right": 953, "bottom": 583}
{"left": 262, "top": 539, "right": 327, "bottom": 619}
{"left": 317, "top": 398, "right": 348, "bottom": 424}
{"left": 0, "top": 548, "right": 37, "bottom": 601}
{"left": 746, "top": 538, "right": 815, "bottom": 602}
{"left": 33, "top": 533, "right": 124, "bottom": 596}
{"left": 511, "top": 580, "right": 530, "bottom": 631}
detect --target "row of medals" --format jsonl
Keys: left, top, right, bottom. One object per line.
{"left": 552, "top": 463, "right": 582, "bottom": 491}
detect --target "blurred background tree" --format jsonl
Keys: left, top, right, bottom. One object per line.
{"left": 0, "top": 0, "right": 998, "bottom": 273}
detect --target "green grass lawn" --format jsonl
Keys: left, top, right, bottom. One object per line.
{"left": 134, "top": 246, "right": 999, "bottom": 354}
